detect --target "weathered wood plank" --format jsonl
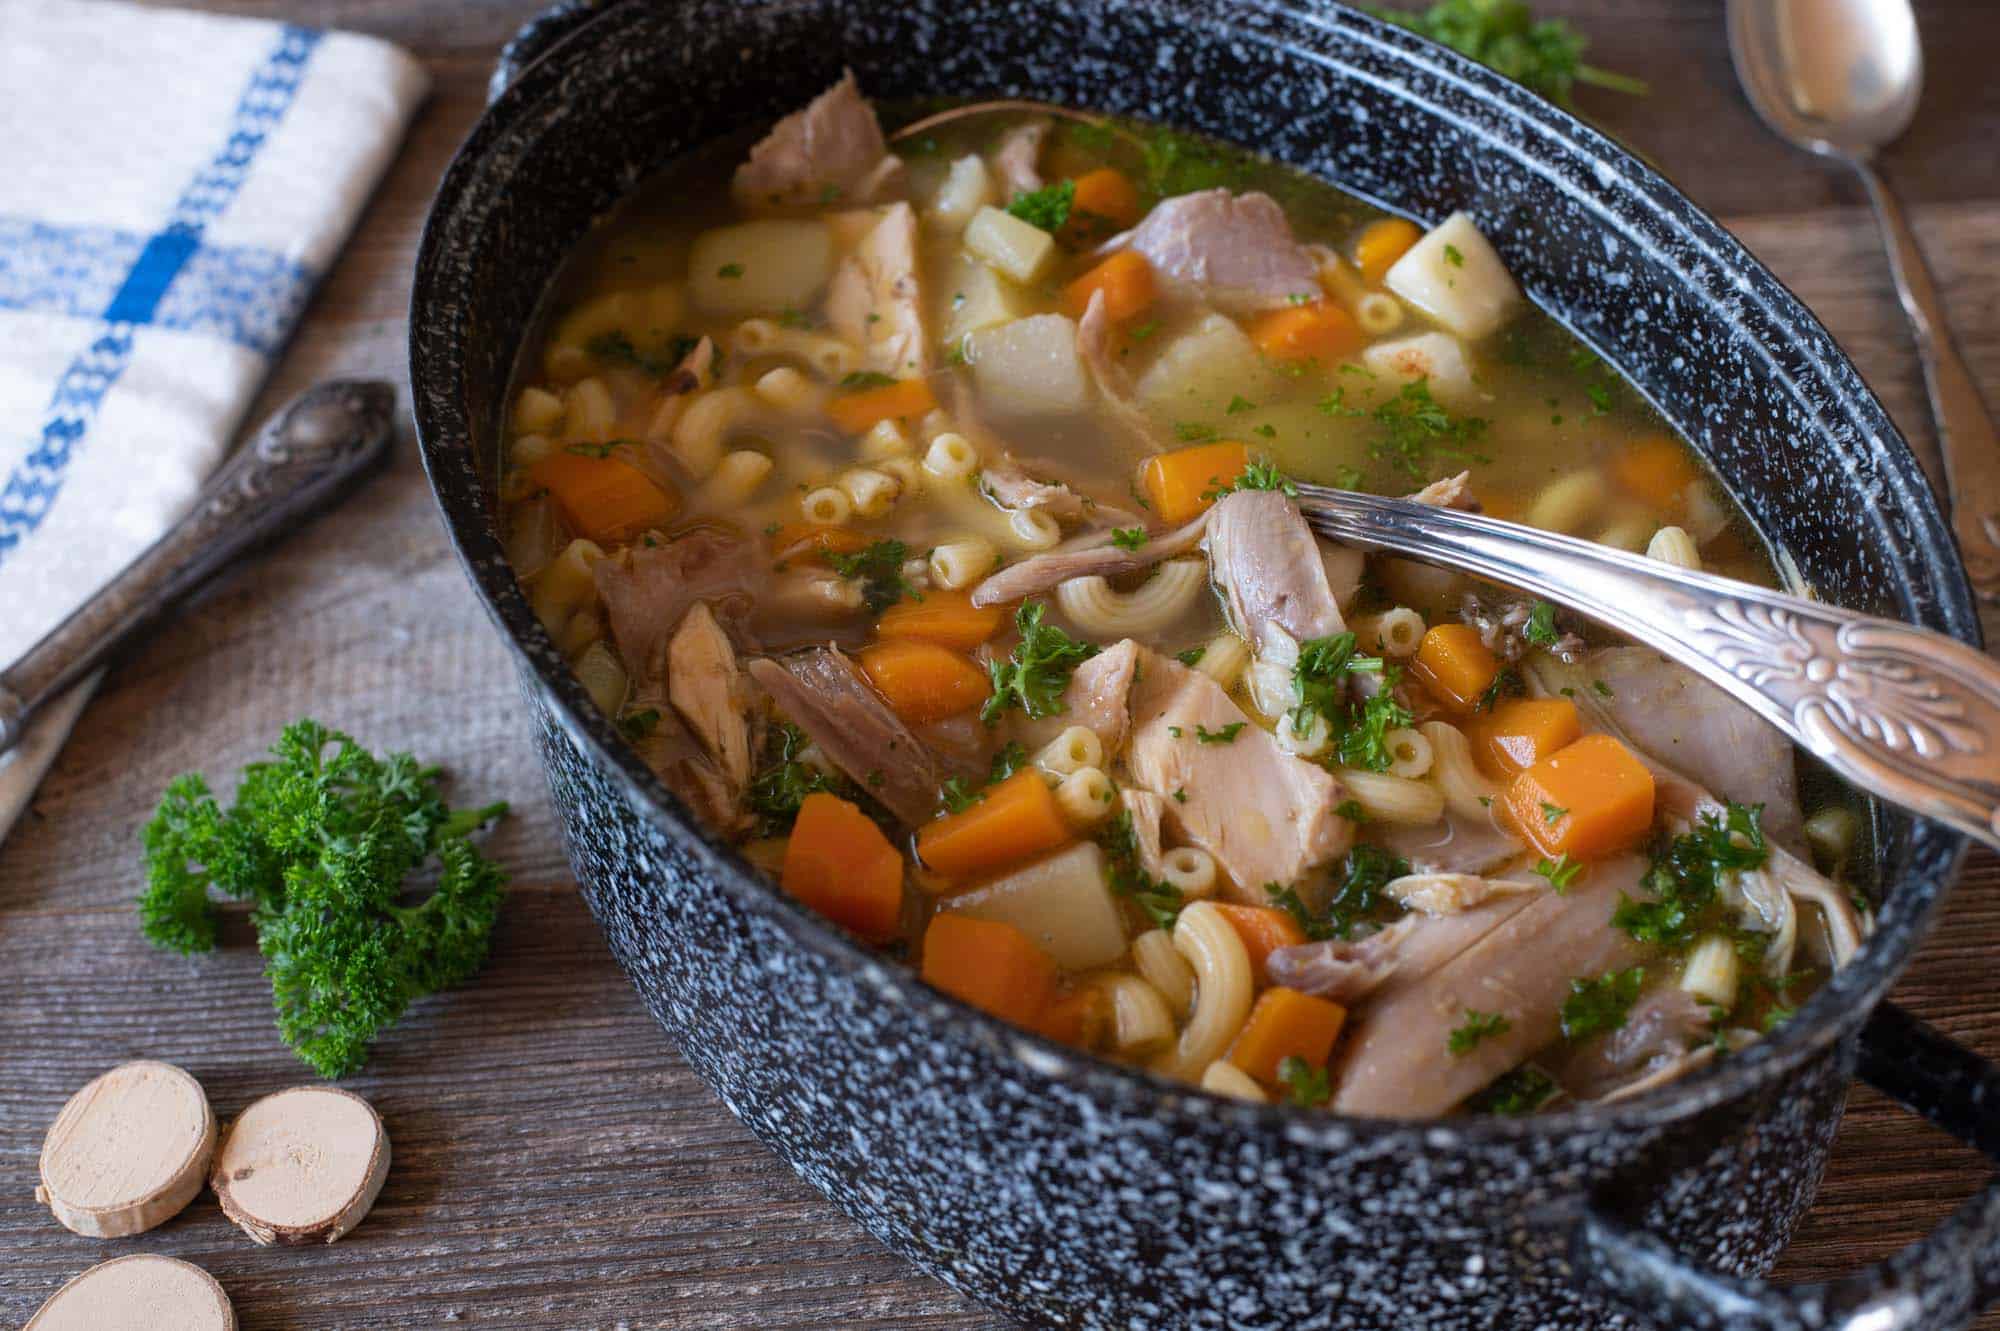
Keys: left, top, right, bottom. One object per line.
{"left": 7, "top": 2, "right": 2000, "bottom": 1326}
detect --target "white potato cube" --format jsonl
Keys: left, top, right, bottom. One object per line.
{"left": 1361, "top": 331, "right": 1479, "bottom": 409}
{"left": 928, "top": 155, "right": 996, "bottom": 233}
{"left": 945, "top": 842, "right": 1128, "bottom": 969}
{"left": 1385, "top": 211, "right": 1521, "bottom": 341}
{"left": 1135, "top": 312, "right": 1272, "bottom": 418}
{"left": 939, "top": 254, "right": 1034, "bottom": 346}
{"left": 689, "top": 220, "right": 834, "bottom": 317}
{"left": 964, "top": 205, "right": 1058, "bottom": 285}
{"left": 965, "top": 314, "right": 1092, "bottom": 417}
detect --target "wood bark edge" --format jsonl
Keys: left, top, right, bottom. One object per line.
{"left": 209, "top": 1086, "right": 390, "bottom": 1246}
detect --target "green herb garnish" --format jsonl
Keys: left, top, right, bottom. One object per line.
{"left": 1100, "top": 810, "right": 1182, "bottom": 929}
{"left": 1467, "top": 1064, "right": 1559, "bottom": 1115}
{"left": 1367, "top": 0, "right": 1649, "bottom": 109}
{"left": 1110, "top": 527, "right": 1149, "bottom": 551}
{"left": 1524, "top": 601, "right": 1560, "bottom": 646}
{"left": 1367, "top": 377, "right": 1490, "bottom": 481}
{"left": 619, "top": 708, "right": 662, "bottom": 740}
{"left": 1448, "top": 1009, "right": 1512, "bottom": 1055}
{"left": 1006, "top": 179, "right": 1075, "bottom": 232}
{"left": 1534, "top": 853, "right": 1581, "bottom": 892}
{"left": 1612, "top": 801, "right": 1769, "bottom": 949}
{"left": 1195, "top": 722, "right": 1247, "bottom": 745}
{"left": 1560, "top": 966, "right": 1645, "bottom": 1041}
{"left": 828, "top": 538, "right": 916, "bottom": 612}
{"left": 748, "top": 724, "right": 842, "bottom": 836}
{"left": 1278, "top": 1055, "right": 1332, "bottom": 1107}
{"left": 981, "top": 602, "right": 1100, "bottom": 724}
{"left": 716, "top": 262, "right": 745, "bottom": 278}
{"left": 838, "top": 370, "right": 898, "bottom": 391}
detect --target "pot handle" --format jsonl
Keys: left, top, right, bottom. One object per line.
{"left": 1568, "top": 1002, "right": 2000, "bottom": 1331}
{"left": 488, "top": 0, "right": 633, "bottom": 105}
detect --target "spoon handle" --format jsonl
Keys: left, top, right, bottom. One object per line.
{"left": 1852, "top": 158, "right": 2000, "bottom": 603}
{"left": 1295, "top": 484, "right": 2000, "bottom": 850}
{"left": 0, "top": 380, "right": 396, "bottom": 758}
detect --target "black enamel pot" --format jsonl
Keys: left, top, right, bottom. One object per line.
{"left": 410, "top": 2, "right": 2000, "bottom": 1326}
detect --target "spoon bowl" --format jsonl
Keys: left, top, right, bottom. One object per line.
{"left": 1728, "top": 0, "right": 1922, "bottom": 159}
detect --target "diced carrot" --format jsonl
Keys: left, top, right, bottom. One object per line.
{"left": 1139, "top": 441, "right": 1251, "bottom": 525}
{"left": 1355, "top": 217, "right": 1423, "bottom": 286}
{"left": 1038, "top": 984, "right": 1112, "bottom": 1049}
{"left": 876, "top": 590, "right": 1004, "bottom": 651}
{"left": 1248, "top": 301, "right": 1364, "bottom": 365}
{"left": 1410, "top": 624, "right": 1502, "bottom": 714}
{"left": 1503, "top": 733, "right": 1657, "bottom": 860}
{"left": 769, "top": 522, "right": 874, "bottom": 564}
{"left": 827, "top": 378, "right": 939, "bottom": 435}
{"left": 1212, "top": 904, "right": 1307, "bottom": 987}
{"left": 1062, "top": 250, "right": 1156, "bottom": 324}
{"left": 921, "top": 913, "right": 1059, "bottom": 1028}
{"left": 1227, "top": 987, "right": 1348, "bottom": 1086}
{"left": 528, "top": 451, "right": 679, "bottom": 544}
{"left": 916, "top": 769, "right": 1073, "bottom": 881}
{"left": 781, "top": 793, "right": 906, "bottom": 942}
{"left": 1465, "top": 698, "right": 1583, "bottom": 779}
{"left": 1611, "top": 436, "right": 1701, "bottom": 509}
{"left": 857, "top": 639, "right": 991, "bottom": 724}
{"left": 1067, "top": 168, "right": 1142, "bottom": 236}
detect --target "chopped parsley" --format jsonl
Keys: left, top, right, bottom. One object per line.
{"left": 1339, "top": 687, "right": 1414, "bottom": 772}
{"left": 1226, "top": 394, "right": 1257, "bottom": 415}
{"left": 1252, "top": 423, "right": 1278, "bottom": 439}
{"left": 1277, "top": 1055, "right": 1332, "bottom": 1107}
{"left": 1175, "top": 646, "right": 1207, "bottom": 667}
{"left": 1447, "top": 1009, "right": 1512, "bottom": 1055}
{"left": 1466, "top": 1064, "right": 1559, "bottom": 1115}
{"left": 1367, "top": 377, "right": 1490, "bottom": 481}
{"left": 1110, "top": 527, "right": 1149, "bottom": 551}
{"left": 827, "top": 538, "right": 916, "bottom": 612}
{"left": 837, "top": 370, "right": 899, "bottom": 391}
{"left": 1540, "top": 801, "right": 1569, "bottom": 826}
{"left": 1174, "top": 421, "right": 1217, "bottom": 442}
{"left": 1442, "top": 243, "right": 1465, "bottom": 267}
{"left": 563, "top": 440, "right": 626, "bottom": 460}
{"left": 1334, "top": 799, "right": 1369, "bottom": 823}
{"left": 716, "top": 262, "right": 745, "bottom": 278}
{"left": 1267, "top": 843, "right": 1410, "bottom": 942}
{"left": 939, "top": 742, "right": 1029, "bottom": 813}
{"left": 1006, "top": 179, "right": 1075, "bottom": 232}
{"left": 1612, "top": 801, "right": 1769, "bottom": 949}
{"left": 747, "top": 725, "right": 842, "bottom": 836}
{"left": 1366, "top": 1, "right": 1649, "bottom": 110}
{"left": 1524, "top": 601, "right": 1560, "bottom": 646}
{"left": 981, "top": 602, "right": 1100, "bottom": 724}
{"left": 1591, "top": 678, "right": 1615, "bottom": 698}
{"left": 1559, "top": 966, "right": 1645, "bottom": 1041}
{"left": 778, "top": 308, "right": 814, "bottom": 330}
{"left": 1286, "top": 632, "right": 1408, "bottom": 772}
{"left": 1195, "top": 722, "right": 1247, "bottom": 745}
{"left": 586, "top": 330, "right": 686, "bottom": 377}
{"left": 1100, "top": 811, "right": 1182, "bottom": 929}
{"left": 1128, "top": 319, "right": 1161, "bottom": 341}
{"left": 1233, "top": 459, "right": 1298, "bottom": 495}
{"left": 1534, "top": 853, "right": 1581, "bottom": 892}
{"left": 618, "top": 708, "right": 662, "bottom": 740}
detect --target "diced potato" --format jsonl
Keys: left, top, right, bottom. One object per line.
{"left": 939, "top": 253, "right": 1034, "bottom": 345}
{"left": 689, "top": 220, "right": 835, "bottom": 317}
{"left": 1385, "top": 211, "right": 1521, "bottom": 341}
{"left": 965, "top": 205, "right": 1058, "bottom": 284}
{"left": 945, "top": 842, "right": 1128, "bottom": 970}
{"left": 965, "top": 313, "right": 1092, "bottom": 417}
{"left": 1361, "top": 331, "right": 1479, "bottom": 409}
{"left": 1135, "top": 312, "right": 1272, "bottom": 418}
{"left": 929, "top": 155, "right": 996, "bottom": 233}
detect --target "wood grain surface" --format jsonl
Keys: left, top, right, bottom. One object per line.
{"left": 4, "top": 2, "right": 1998, "bottom": 1327}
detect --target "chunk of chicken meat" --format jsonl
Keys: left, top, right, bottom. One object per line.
{"left": 1204, "top": 489, "right": 1345, "bottom": 658}
{"left": 1123, "top": 650, "right": 1354, "bottom": 899}
{"left": 1559, "top": 986, "right": 1715, "bottom": 1102}
{"left": 746, "top": 647, "right": 973, "bottom": 825}
{"left": 1105, "top": 189, "right": 1320, "bottom": 313}
{"left": 990, "top": 117, "right": 1049, "bottom": 197}
{"left": 1372, "top": 806, "right": 1525, "bottom": 876}
{"left": 733, "top": 70, "right": 904, "bottom": 210}
{"left": 827, "top": 202, "right": 928, "bottom": 376}
{"left": 594, "top": 529, "right": 761, "bottom": 688}
{"left": 1333, "top": 856, "right": 1650, "bottom": 1117}
{"left": 970, "top": 512, "right": 1210, "bottom": 607}
{"left": 668, "top": 602, "right": 754, "bottom": 792}
{"left": 1076, "top": 288, "right": 1165, "bottom": 453}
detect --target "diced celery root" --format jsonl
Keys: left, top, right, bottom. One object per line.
{"left": 965, "top": 313, "right": 1092, "bottom": 417}
{"left": 944, "top": 842, "right": 1127, "bottom": 969}
{"left": 940, "top": 253, "right": 1034, "bottom": 345}
{"left": 1384, "top": 211, "right": 1522, "bottom": 341}
{"left": 1361, "top": 332, "right": 1478, "bottom": 408}
{"left": 964, "top": 205, "right": 1058, "bottom": 284}
{"left": 689, "top": 221, "right": 835, "bottom": 317}
{"left": 1135, "top": 313, "right": 1271, "bottom": 417}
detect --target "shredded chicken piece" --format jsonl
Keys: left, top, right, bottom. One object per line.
{"left": 1561, "top": 986, "right": 1715, "bottom": 1102}
{"left": 1121, "top": 788, "right": 1173, "bottom": 884}
{"left": 1459, "top": 591, "right": 1586, "bottom": 665}
{"left": 732, "top": 70, "right": 904, "bottom": 210}
{"left": 826, "top": 202, "right": 927, "bottom": 376}
{"left": 1386, "top": 872, "right": 1540, "bottom": 917}
{"left": 1076, "top": 288, "right": 1164, "bottom": 453}
{"left": 1101, "top": 189, "right": 1320, "bottom": 313}
{"left": 1266, "top": 916, "right": 1420, "bottom": 1003}
{"left": 991, "top": 117, "right": 1049, "bottom": 197}
{"left": 643, "top": 336, "right": 715, "bottom": 449}
{"left": 668, "top": 603, "right": 756, "bottom": 793}
{"left": 1205, "top": 489, "right": 1345, "bottom": 657}
{"left": 970, "top": 512, "right": 1210, "bottom": 607}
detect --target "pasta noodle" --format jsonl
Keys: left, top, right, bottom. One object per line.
{"left": 1132, "top": 928, "right": 1195, "bottom": 1021}
{"left": 1160, "top": 848, "right": 1217, "bottom": 899}
{"left": 573, "top": 640, "right": 628, "bottom": 715}
{"left": 733, "top": 318, "right": 861, "bottom": 379}
{"left": 1274, "top": 708, "right": 1331, "bottom": 760}
{"left": 1382, "top": 727, "right": 1434, "bottom": 780}
{"left": 1036, "top": 726, "right": 1104, "bottom": 777}
{"left": 510, "top": 433, "right": 555, "bottom": 467}
{"left": 673, "top": 385, "right": 761, "bottom": 478}
{"left": 924, "top": 431, "right": 980, "bottom": 479}
{"left": 1157, "top": 902, "right": 1254, "bottom": 1081}
{"left": 514, "top": 386, "right": 564, "bottom": 434}
{"left": 1008, "top": 506, "right": 1062, "bottom": 551}
{"left": 860, "top": 418, "right": 914, "bottom": 460}
{"left": 698, "top": 449, "right": 773, "bottom": 508}
{"left": 929, "top": 537, "right": 998, "bottom": 591}
{"left": 1526, "top": 469, "right": 1605, "bottom": 535}
{"left": 1420, "top": 720, "right": 1499, "bottom": 820}
{"left": 1337, "top": 767, "right": 1446, "bottom": 825}
{"left": 840, "top": 467, "right": 902, "bottom": 518}
{"left": 1054, "top": 559, "right": 1206, "bottom": 637}
{"left": 1355, "top": 291, "right": 1403, "bottom": 335}
{"left": 1200, "top": 1060, "right": 1267, "bottom": 1103}
{"left": 1351, "top": 607, "right": 1425, "bottom": 658}
{"left": 1095, "top": 973, "right": 1175, "bottom": 1055}
{"left": 876, "top": 455, "right": 924, "bottom": 496}
{"left": 800, "top": 485, "right": 853, "bottom": 525}
{"left": 530, "top": 538, "right": 604, "bottom": 638}
{"left": 1646, "top": 524, "right": 1702, "bottom": 570}
{"left": 563, "top": 376, "right": 618, "bottom": 444}
{"left": 753, "top": 366, "right": 828, "bottom": 417}
{"left": 1055, "top": 767, "right": 1116, "bottom": 828}
{"left": 1190, "top": 633, "right": 1250, "bottom": 689}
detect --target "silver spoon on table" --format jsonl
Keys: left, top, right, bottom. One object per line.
{"left": 1728, "top": 0, "right": 2000, "bottom": 601}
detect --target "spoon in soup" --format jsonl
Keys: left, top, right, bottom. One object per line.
{"left": 1290, "top": 482, "right": 2000, "bottom": 851}
{"left": 1728, "top": 0, "right": 2000, "bottom": 601}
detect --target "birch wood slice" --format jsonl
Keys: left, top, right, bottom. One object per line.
{"left": 36, "top": 1060, "right": 217, "bottom": 1238}
{"left": 210, "top": 1086, "right": 390, "bottom": 1245}
{"left": 24, "top": 1254, "right": 235, "bottom": 1331}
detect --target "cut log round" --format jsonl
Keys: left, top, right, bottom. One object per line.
{"left": 25, "top": 1254, "right": 235, "bottom": 1331}
{"left": 210, "top": 1086, "right": 390, "bottom": 1246}
{"left": 36, "top": 1060, "right": 217, "bottom": 1238}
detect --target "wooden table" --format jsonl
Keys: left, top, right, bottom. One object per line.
{"left": 5, "top": 2, "right": 1997, "bottom": 1326}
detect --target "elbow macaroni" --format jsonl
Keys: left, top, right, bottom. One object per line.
{"left": 1055, "top": 767, "right": 1116, "bottom": 828}
{"left": 1132, "top": 928, "right": 1195, "bottom": 1021}
{"left": 1337, "top": 767, "right": 1446, "bottom": 825}
{"left": 1054, "top": 559, "right": 1207, "bottom": 637}
{"left": 1157, "top": 902, "right": 1254, "bottom": 1082}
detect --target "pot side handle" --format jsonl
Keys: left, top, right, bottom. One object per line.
{"left": 1570, "top": 1002, "right": 2000, "bottom": 1331}
{"left": 488, "top": 0, "right": 634, "bottom": 105}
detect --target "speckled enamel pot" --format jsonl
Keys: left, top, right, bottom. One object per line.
{"left": 411, "top": 2, "right": 2000, "bottom": 1327}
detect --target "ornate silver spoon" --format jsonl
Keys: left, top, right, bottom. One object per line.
{"left": 0, "top": 380, "right": 396, "bottom": 760}
{"left": 1296, "top": 484, "right": 2000, "bottom": 850}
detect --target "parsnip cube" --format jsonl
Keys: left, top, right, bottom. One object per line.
{"left": 940, "top": 254, "right": 1034, "bottom": 345}
{"left": 1385, "top": 211, "right": 1522, "bottom": 341}
{"left": 965, "top": 205, "right": 1057, "bottom": 284}
{"left": 965, "top": 314, "right": 1092, "bottom": 417}
{"left": 1361, "top": 331, "right": 1479, "bottom": 408}
{"left": 946, "top": 842, "right": 1127, "bottom": 969}
{"left": 689, "top": 220, "right": 834, "bottom": 317}
{"left": 1135, "top": 312, "right": 1272, "bottom": 417}
{"left": 1680, "top": 933, "right": 1741, "bottom": 1009}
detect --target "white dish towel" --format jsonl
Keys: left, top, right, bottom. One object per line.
{"left": 0, "top": 0, "right": 428, "bottom": 841}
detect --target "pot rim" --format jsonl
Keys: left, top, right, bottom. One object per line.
{"left": 410, "top": 0, "right": 1977, "bottom": 1147}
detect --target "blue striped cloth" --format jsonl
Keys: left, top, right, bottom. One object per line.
{"left": 0, "top": 0, "right": 427, "bottom": 838}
